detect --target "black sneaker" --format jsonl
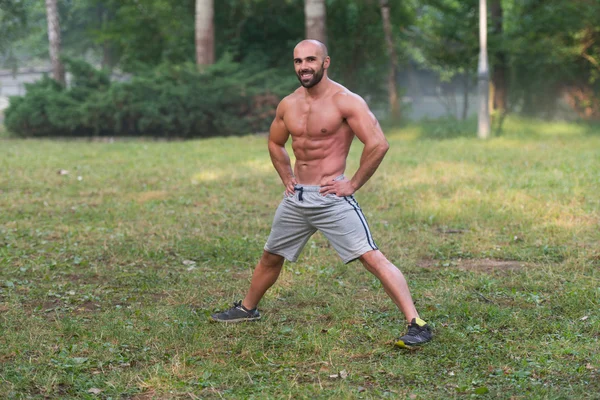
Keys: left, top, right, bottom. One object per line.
{"left": 210, "top": 301, "right": 261, "bottom": 323}
{"left": 395, "top": 318, "right": 433, "bottom": 348}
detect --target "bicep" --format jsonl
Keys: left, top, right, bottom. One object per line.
{"left": 268, "top": 101, "right": 290, "bottom": 147}
{"left": 268, "top": 115, "right": 290, "bottom": 147}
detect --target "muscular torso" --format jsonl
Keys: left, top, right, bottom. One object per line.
{"left": 282, "top": 88, "right": 354, "bottom": 185}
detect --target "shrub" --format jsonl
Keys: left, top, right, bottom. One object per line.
{"left": 5, "top": 58, "right": 294, "bottom": 138}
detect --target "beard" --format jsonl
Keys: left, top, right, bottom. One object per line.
{"left": 296, "top": 62, "right": 325, "bottom": 88}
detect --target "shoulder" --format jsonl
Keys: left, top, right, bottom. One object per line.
{"left": 331, "top": 85, "right": 369, "bottom": 118}
{"left": 276, "top": 90, "right": 301, "bottom": 117}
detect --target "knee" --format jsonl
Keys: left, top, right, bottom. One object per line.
{"left": 359, "top": 250, "right": 387, "bottom": 272}
{"left": 261, "top": 251, "right": 285, "bottom": 268}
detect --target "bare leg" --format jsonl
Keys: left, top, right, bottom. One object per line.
{"left": 359, "top": 250, "right": 419, "bottom": 323}
{"left": 242, "top": 251, "right": 285, "bottom": 310}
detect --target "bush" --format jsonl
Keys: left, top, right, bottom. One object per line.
{"left": 5, "top": 58, "right": 295, "bottom": 138}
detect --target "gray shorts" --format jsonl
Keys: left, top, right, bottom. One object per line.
{"left": 264, "top": 180, "right": 378, "bottom": 264}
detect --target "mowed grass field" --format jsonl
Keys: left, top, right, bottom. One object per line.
{"left": 1, "top": 118, "right": 599, "bottom": 399}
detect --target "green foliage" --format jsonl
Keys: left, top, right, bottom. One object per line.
{"left": 411, "top": 0, "right": 600, "bottom": 119}
{"left": 5, "top": 57, "right": 295, "bottom": 137}
{"left": 0, "top": 0, "right": 29, "bottom": 67}
{"left": 95, "top": 0, "right": 195, "bottom": 70}
{"left": 4, "top": 58, "right": 109, "bottom": 136}
{"left": 4, "top": 76, "right": 74, "bottom": 136}
{"left": 410, "top": 0, "right": 479, "bottom": 82}
{"left": 6, "top": 0, "right": 418, "bottom": 105}
{"left": 0, "top": 0, "right": 47, "bottom": 67}
{"left": 5, "top": 0, "right": 600, "bottom": 123}
{"left": 215, "top": 0, "right": 304, "bottom": 69}
{"left": 327, "top": 0, "right": 415, "bottom": 103}
{"left": 217, "top": 0, "right": 417, "bottom": 104}
{"left": 507, "top": 0, "right": 600, "bottom": 118}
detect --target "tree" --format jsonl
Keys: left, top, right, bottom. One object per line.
{"left": 45, "top": 0, "right": 65, "bottom": 85}
{"left": 0, "top": 0, "right": 29, "bottom": 70}
{"left": 196, "top": 0, "right": 214, "bottom": 65}
{"left": 477, "top": 0, "right": 490, "bottom": 138}
{"left": 506, "top": 0, "right": 600, "bottom": 120}
{"left": 380, "top": 0, "right": 400, "bottom": 120}
{"left": 214, "top": 0, "right": 303, "bottom": 70}
{"left": 327, "top": 0, "right": 414, "bottom": 105}
{"left": 490, "top": 0, "right": 507, "bottom": 113}
{"left": 410, "top": 0, "right": 479, "bottom": 120}
{"left": 305, "top": 0, "right": 326, "bottom": 43}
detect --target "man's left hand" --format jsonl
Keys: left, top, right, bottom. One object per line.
{"left": 319, "top": 178, "right": 356, "bottom": 197}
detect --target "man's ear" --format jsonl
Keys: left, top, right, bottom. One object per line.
{"left": 324, "top": 56, "right": 331, "bottom": 69}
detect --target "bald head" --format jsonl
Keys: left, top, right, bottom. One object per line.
{"left": 294, "top": 39, "right": 328, "bottom": 60}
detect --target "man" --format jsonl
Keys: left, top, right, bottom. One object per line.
{"left": 211, "top": 40, "right": 432, "bottom": 348}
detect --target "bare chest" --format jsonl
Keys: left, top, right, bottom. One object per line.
{"left": 283, "top": 101, "right": 344, "bottom": 138}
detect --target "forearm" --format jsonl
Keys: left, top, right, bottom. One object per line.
{"left": 268, "top": 141, "right": 295, "bottom": 186}
{"left": 350, "top": 141, "right": 389, "bottom": 191}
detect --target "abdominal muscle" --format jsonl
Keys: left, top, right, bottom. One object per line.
{"left": 291, "top": 128, "right": 353, "bottom": 186}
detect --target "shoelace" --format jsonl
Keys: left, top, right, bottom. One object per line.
{"left": 233, "top": 301, "right": 251, "bottom": 315}
{"left": 406, "top": 323, "right": 424, "bottom": 336}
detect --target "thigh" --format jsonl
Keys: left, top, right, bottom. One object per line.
{"left": 264, "top": 196, "right": 316, "bottom": 262}
{"left": 312, "top": 195, "right": 378, "bottom": 263}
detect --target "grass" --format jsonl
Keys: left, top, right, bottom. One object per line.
{"left": 0, "top": 123, "right": 9, "bottom": 139}
{"left": 1, "top": 117, "right": 599, "bottom": 399}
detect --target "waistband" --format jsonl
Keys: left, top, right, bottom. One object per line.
{"left": 293, "top": 184, "right": 320, "bottom": 192}
{"left": 294, "top": 175, "right": 344, "bottom": 201}
{"left": 294, "top": 175, "right": 345, "bottom": 192}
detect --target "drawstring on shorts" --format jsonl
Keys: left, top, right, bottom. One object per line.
{"left": 294, "top": 186, "right": 304, "bottom": 201}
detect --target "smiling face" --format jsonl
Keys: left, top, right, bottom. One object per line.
{"left": 293, "top": 40, "right": 330, "bottom": 89}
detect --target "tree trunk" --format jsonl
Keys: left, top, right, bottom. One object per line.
{"left": 195, "top": 0, "right": 215, "bottom": 66}
{"left": 305, "top": 0, "right": 327, "bottom": 44}
{"left": 99, "top": 5, "right": 114, "bottom": 71}
{"left": 462, "top": 74, "right": 469, "bottom": 120}
{"left": 45, "top": 0, "right": 65, "bottom": 85}
{"left": 490, "top": 0, "right": 507, "bottom": 113}
{"left": 380, "top": 0, "right": 400, "bottom": 121}
{"left": 477, "top": 0, "right": 490, "bottom": 139}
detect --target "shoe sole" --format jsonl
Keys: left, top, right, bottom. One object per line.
{"left": 395, "top": 340, "right": 413, "bottom": 349}
{"left": 395, "top": 339, "right": 428, "bottom": 349}
{"left": 210, "top": 316, "right": 261, "bottom": 323}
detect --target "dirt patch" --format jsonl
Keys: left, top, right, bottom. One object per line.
{"left": 419, "top": 258, "right": 526, "bottom": 274}
{"left": 64, "top": 273, "right": 105, "bottom": 285}
{"left": 23, "top": 298, "right": 103, "bottom": 318}
{"left": 129, "top": 390, "right": 156, "bottom": 400}
{"left": 231, "top": 270, "right": 251, "bottom": 280}
{"left": 349, "top": 352, "right": 376, "bottom": 361}
{"left": 149, "top": 292, "right": 168, "bottom": 301}
{"left": 436, "top": 227, "right": 468, "bottom": 234}
{"left": 73, "top": 301, "right": 101, "bottom": 314}
{"left": 132, "top": 191, "right": 169, "bottom": 203}
{"left": 458, "top": 259, "right": 525, "bottom": 273}
{"left": 34, "top": 299, "right": 61, "bottom": 312}
{"left": 0, "top": 352, "right": 16, "bottom": 362}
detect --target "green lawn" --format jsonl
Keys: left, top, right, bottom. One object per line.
{"left": 1, "top": 118, "right": 599, "bottom": 399}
